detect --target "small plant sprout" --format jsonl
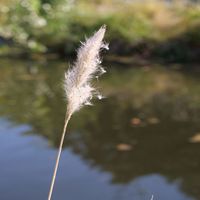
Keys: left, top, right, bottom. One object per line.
{"left": 48, "top": 25, "right": 108, "bottom": 200}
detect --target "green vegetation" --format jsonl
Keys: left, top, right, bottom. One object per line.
{"left": 0, "top": 0, "right": 200, "bottom": 62}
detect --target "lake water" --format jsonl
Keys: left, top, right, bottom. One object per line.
{"left": 0, "top": 58, "right": 200, "bottom": 200}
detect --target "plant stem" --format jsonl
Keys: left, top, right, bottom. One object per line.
{"left": 48, "top": 112, "right": 72, "bottom": 200}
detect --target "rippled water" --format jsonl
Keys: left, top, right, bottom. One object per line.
{"left": 0, "top": 58, "right": 200, "bottom": 200}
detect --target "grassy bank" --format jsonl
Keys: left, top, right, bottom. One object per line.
{"left": 0, "top": 0, "right": 200, "bottom": 62}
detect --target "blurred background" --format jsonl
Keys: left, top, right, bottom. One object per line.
{"left": 0, "top": 0, "right": 200, "bottom": 200}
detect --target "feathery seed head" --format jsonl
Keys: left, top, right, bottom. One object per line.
{"left": 64, "top": 25, "right": 108, "bottom": 115}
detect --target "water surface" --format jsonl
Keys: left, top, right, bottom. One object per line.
{"left": 0, "top": 58, "right": 200, "bottom": 200}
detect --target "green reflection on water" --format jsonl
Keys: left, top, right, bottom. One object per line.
{"left": 0, "top": 58, "right": 200, "bottom": 199}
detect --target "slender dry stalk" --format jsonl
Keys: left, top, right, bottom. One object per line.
{"left": 48, "top": 25, "right": 108, "bottom": 200}
{"left": 48, "top": 113, "right": 71, "bottom": 200}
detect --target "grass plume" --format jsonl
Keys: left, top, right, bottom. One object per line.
{"left": 48, "top": 25, "right": 108, "bottom": 200}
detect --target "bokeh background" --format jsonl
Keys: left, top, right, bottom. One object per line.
{"left": 0, "top": 0, "right": 200, "bottom": 200}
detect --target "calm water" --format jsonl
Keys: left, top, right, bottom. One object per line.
{"left": 0, "top": 58, "right": 200, "bottom": 200}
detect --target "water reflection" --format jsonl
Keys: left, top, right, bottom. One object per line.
{"left": 0, "top": 58, "right": 200, "bottom": 199}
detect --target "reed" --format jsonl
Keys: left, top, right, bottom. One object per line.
{"left": 48, "top": 25, "right": 108, "bottom": 200}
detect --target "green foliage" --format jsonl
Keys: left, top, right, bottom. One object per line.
{"left": 0, "top": 0, "right": 200, "bottom": 56}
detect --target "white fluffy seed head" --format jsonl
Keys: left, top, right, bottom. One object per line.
{"left": 64, "top": 25, "right": 108, "bottom": 115}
